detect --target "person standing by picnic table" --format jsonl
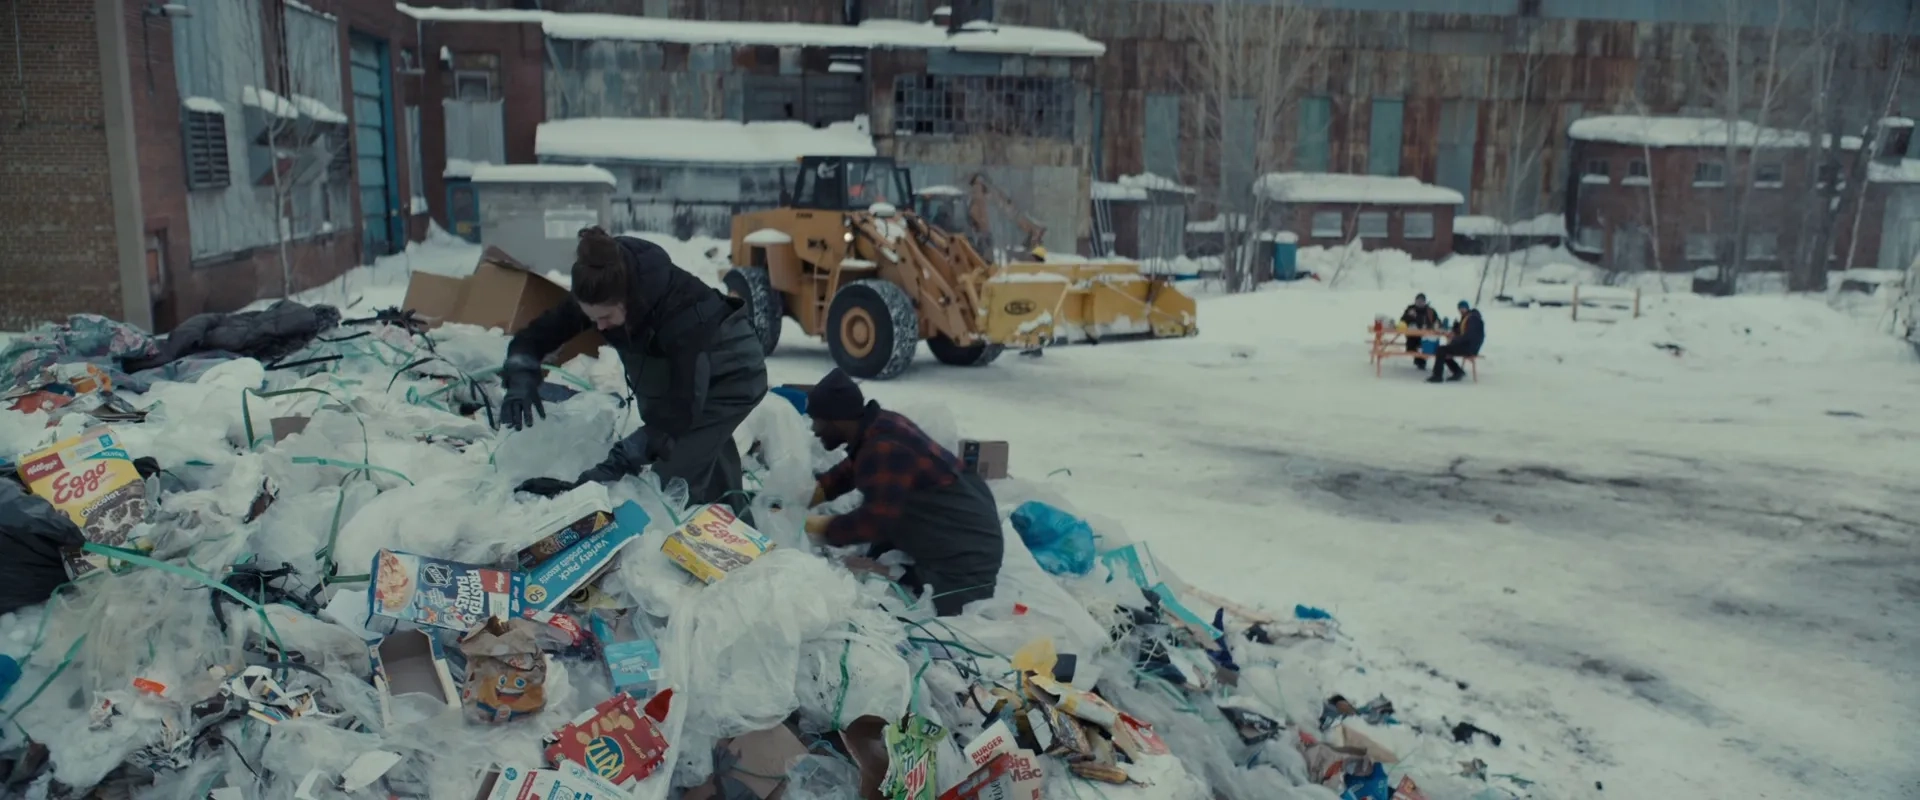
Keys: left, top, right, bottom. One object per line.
{"left": 1400, "top": 293, "right": 1441, "bottom": 370}
{"left": 1428, "top": 300, "right": 1485, "bottom": 384}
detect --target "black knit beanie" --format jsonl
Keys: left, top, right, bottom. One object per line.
{"left": 807, "top": 369, "right": 866, "bottom": 421}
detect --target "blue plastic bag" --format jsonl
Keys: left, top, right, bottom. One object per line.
{"left": 1010, "top": 501, "right": 1096, "bottom": 576}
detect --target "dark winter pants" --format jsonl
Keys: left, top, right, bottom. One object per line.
{"left": 861, "top": 472, "right": 1005, "bottom": 616}
{"left": 1405, "top": 336, "right": 1427, "bottom": 368}
{"left": 628, "top": 312, "right": 768, "bottom": 518}
{"left": 1431, "top": 342, "right": 1477, "bottom": 379}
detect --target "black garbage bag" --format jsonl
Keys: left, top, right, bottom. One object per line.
{"left": 0, "top": 480, "right": 85, "bottom": 615}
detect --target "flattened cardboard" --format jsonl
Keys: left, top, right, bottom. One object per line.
{"left": 473, "top": 761, "right": 627, "bottom": 800}
{"left": 519, "top": 501, "right": 648, "bottom": 610}
{"left": 545, "top": 692, "right": 670, "bottom": 786}
{"left": 840, "top": 716, "right": 893, "bottom": 800}
{"left": 955, "top": 721, "right": 1043, "bottom": 800}
{"left": 683, "top": 725, "right": 809, "bottom": 800}
{"left": 959, "top": 440, "right": 1009, "bottom": 480}
{"left": 938, "top": 752, "right": 1018, "bottom": 800}
{"left": 369, "top": 631, "right": 460, "bottom": 727}
{"left": 516, "top": 486, "right": 614, "bottom": 570}
{"left": 399, "top": 247, "right": 604, "bottom": 365}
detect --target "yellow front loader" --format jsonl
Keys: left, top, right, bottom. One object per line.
{"left": 722, "top": 156, "right": 1198, "bottom": 380}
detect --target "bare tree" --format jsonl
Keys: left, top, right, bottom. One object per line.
{"left": 1699, "top": 0, "right": 1814, "bottom": 295}
{"left": 256, "top": 0, "right": 355, "bottom": 298}
{"left": 1180, "top": 0, "right": 1319, "bottom": 293}
{"left": 1482, "top": 24, "right": 1552, "bottom": 303}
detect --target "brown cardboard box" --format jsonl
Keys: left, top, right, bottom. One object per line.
{"left": 682, "top": 725, "right": 809, "bottom": 800}
{"left": 399, "top": 246, "right": 604, "bottom": 365}
{"left": 960, "top": 440, "right": 1009, "bottom": 480}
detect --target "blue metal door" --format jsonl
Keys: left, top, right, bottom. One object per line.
{"left": 350, "top": 33, "right": 402, "bottom": 262}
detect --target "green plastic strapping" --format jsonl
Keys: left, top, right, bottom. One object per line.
{"left": 291, "top": 456, "right": 413, "bottom": 486}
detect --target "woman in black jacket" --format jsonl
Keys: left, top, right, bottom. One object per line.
{"left": 501, "top": 227, "right": 769, "bottom": 518}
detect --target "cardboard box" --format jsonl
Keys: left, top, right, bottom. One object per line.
{"left": 589, "top": 613, "right": 663, "bottom": 699}
{"left": 370, "top": 631, "right": 460, "bottom": 727}
{"left": 840, "top": 716, "right": 893, "bottom": 800}
{"left": 473, "top": 761, "right": 627, "bottom": 800}
{"left": 519, "top": 501, "right": 648, "bottom": 610}
{"left": 545, "top": 693, "right": 670, "bottom": 786}
{"left": 954, "top": 722, "right": 1043, "bottom": 800}
{"left": 400, "top": 246, "right": 604, "bottom": 365}
{"left": 370, "top": 550, "right": 522, "bottom": 632}
{"left": 683, "top": 725, "right": 810, "bottom": 800}
{"left": 516, "top": 487, "right": 615, "bottom": 570}
{"left": 16, "top": 426, "right": 149, "bottom": 578}
{"left": 661, "top": 503, "right": 774, "bottom": 585}
{"left": 959, "top": 440, "right": 1009, "bottom": 480}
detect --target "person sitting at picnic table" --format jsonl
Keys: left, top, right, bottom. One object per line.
{"left": 1428, "top": 300, "right": 1485, "bottom": 384}
{"left": 1400, "top": 293, "right": 1441, "bottom": 369}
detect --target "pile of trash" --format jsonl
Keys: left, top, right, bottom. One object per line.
{"left": 0, "top": 308, "right": 1537, "bottom": 800}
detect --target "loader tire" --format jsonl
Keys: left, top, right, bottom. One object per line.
{"left": 723, "top": 267, "right": 783, "bottom": 355}
{"left": 927, "top": 335, "right": 1003, "bottom": 367}
{"left": 827, "top": 280, "right": 919, "bottom": 380}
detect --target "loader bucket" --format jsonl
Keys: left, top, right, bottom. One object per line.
{"left": 978, "top": 272, "right": 1074, "bottom": 349}
{"left": 993, "top": 262, "right": 1199, "bottom": 343}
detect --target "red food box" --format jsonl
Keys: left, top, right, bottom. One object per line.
{"left": 543, "top": 692, "right": 670, "bottom": 786}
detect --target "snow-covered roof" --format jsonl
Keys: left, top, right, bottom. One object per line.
{"left": 241, "top": 86, "right": 298, "bottom": 119}
{"left": 917, "top": 184, "right": 964, "bottom": 197}
{"left": 290, "top": 93, "right": 348, "bottom": 124}
{"left": 1094, "top": 173, "right": 1196, "bottom": 202}
{"left": 1568, "top": 116, "right": 1864, "bottom": 150}
{"left": 1254, "top": 173, "right": 1465, "bottom": 206}
{"left": 1879, "top": 117, "right": 1915, "bottom": 129}
{"left": 1453, "top": 213, "right": 1565, "bottom": 237}
{"left": 469, "top": 163, "right": 618, "bottom": 187}
{"left": 1869, "top": 159, "right": 1920, "bottom": 184}
{"left": 537, "top": 117, "right": 876, "bottom": 164}
{"left": 1091, "top": 181, "right": 1144, "bottom": 201}
{"left": 182, "top": 96, "right": 223, "bottom": 114}
{"left": 397, "top": 4, "right": 1104, "bottom": 57}
{"left": 1186, "top": 214, "right": 1248, "bottom": 233}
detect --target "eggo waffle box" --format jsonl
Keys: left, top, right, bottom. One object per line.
{"left": 16, "top": 426, "right": 149, "bottom": 578}
{"left": 659, "top": 503, "right": 773, "bottom": 584}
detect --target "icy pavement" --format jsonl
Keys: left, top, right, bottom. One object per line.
{"left": 742, "top": 265, "right": 1920, "bottom": 797}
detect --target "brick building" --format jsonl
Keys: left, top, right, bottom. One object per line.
{"left": 403, "top": 3, "right": 1105, "bottom": 256}
{"left": 0, "top": 0, "right": 420, "bottom": 333}
{"left": 1256, "top": 173, "right": 1463, "bottom": 262}
{"left": 1566, "top": 116, "right": 1920, "bottom": 284}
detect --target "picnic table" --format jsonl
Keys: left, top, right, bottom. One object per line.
{"left": 1367, "top": 324, "right": 1480, "bottom": 380}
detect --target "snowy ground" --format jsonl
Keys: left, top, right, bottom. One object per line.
{"left": 292, "top": 234, "right": 1917, "bottom": 798}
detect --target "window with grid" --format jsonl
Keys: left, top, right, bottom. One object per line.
{"left": 892, "top": 74, "right": 1076, "bottom": 139}
{"left": 1357, "top": 211, "right": 1389, "bottom": 239}
{"left": 1628, "top": 160, "right": 1648, "bottom": 178}
{"left": 1685, "top": 233, "right": 1718, "bottom": 261}
{"left": 1584, "top": 159, "right": 1610, "bottom": 177}
{"left": 1753, "top": 162, "right": 1784, "bottom": 187}
{"left": 1693, "top": 160, "right": 1726, "bottom": 186}
{"left": 1311, "top": 211, "right": 1344, "bottom": 238}
{"left": 1403, "top": 212, "right": 1435, "bottom": 240}
{"left": 183, "top": 107, "right": 231, "bottom": 190}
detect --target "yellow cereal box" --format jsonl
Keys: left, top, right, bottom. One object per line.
{"left": 660, "top": 504, "right": 773, "bottom": 584}
{"left": 16, "top": 426, "right": 149, "bottom": 578}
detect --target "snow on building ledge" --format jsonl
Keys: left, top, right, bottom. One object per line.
{"left": 444, "top": 158, "right": 487, "bottom": 179}
{"left": 1569, "top": 115, "right": 1864, "bottom": 150}
{"left": 1255, "top": 173, "right": 1465, "bottom": 206}
{"left": 1869, "top": 159, "right": 1920, "bottom": 184}
{"left": 1453, "top": 213, "right": 1565, "bottom": 237}
{"left": 241, "top": 86, "right": 298, "bottom": 119}
{"left": 182, "top": 96, "right": 224, "bottom": 114}
{"left": 537, "top": 116, "right": 876, "bottom": 165}
{"left": 1094, "top": 172, "right": 1195, "bottom": 201}
{"left": 290, "top": 93, "right": 348, "bottom": 125}
{"left": 396, "top": 4, "right": 1104, "bottom": 57}
{"left": 470, "top": 163, "right": 618, "bottom": 187}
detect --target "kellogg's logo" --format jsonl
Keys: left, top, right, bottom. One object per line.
{"left": 19, "top": 454, "right": 65, "bottom": 483}
{"left": 51, "top": 463, "right": 110, "bottom": 505}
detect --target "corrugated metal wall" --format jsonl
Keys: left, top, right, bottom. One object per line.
{"left": 173, "top": 0, "right": 276, "bottom": 260}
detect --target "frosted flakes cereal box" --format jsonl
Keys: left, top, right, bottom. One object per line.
{"left": 369, "top": 549, "right": 521, "bottom": 632}
{"left": 16, "top": 426, "right": 148, "bottom": 578}
{"left": 660, "top": 503, "right": 773, "bottom": 584}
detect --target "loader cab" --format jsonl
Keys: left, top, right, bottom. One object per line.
{"left": 789, "top": 156, "right": 914, "bottom": 212}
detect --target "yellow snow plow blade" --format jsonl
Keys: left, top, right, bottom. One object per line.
{"left": 983, "top": 262, "right": 1199, "bottom": 346}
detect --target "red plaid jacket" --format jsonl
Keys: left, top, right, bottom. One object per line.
{"left": 816, "top": 408, "right": 963, "bottom": 546}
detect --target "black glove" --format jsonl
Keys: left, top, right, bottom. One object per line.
{"left": 497, "top": 354, "right": 545, "bottom": 431}
{"left": 515, "top": 477, "right": 579, "bottom": 498}
{"left": 576, "top": 426, "right": 674, "bottom": 484}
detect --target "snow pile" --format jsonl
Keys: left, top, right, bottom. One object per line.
{"left": 537, "top": 117, "right": 876, "bottom": 164}
{"left": 1568, "top": 115, "right": 1864, "bottom": 150}
{"left": 398, "top": 4, "right": 1105, "bottom": 57}
{"left": 469, "top": 164, "right": 618, "bottom": 187}
{"left": 1452, "top": 214, "right": 1565, "bottom": 238}
{"left": 1255, "top": 173, "right": 1465, "bottom": 206}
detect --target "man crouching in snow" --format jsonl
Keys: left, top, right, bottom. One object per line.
{"left": 801, "top": 369, "right": 1004, "bottom": 616}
